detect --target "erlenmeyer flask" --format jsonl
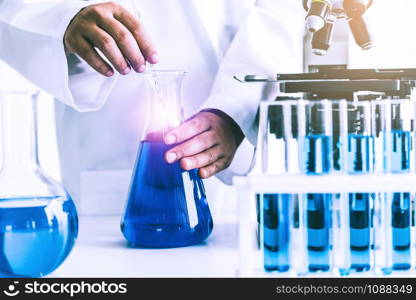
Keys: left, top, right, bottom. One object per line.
{"left": 0, "top": 91, "right": 78, "bottom": 277}
{"left": 121, "top": 70, "right": 213, "bottom": 248}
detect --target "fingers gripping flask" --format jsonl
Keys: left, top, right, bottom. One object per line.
{"left": 0, "top": 91, "right": 78, "bottom": 277}
{"left": 121, "top": 71, "right": 213, "bottom": 248}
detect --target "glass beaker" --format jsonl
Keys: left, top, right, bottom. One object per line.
{"left": 121, "top": 70, "right": 213, "bottom": 248}
{"left": 0, "top": 91, "right": 78, "bottom": 277}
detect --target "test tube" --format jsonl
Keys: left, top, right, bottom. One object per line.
{"left": 298, "top": 100, "right": 333, "bottom": 273}
{"left": 373, "top": 99, "right": 414, "bottom": 273}
{"left": 303, "top": 193, "right": 332, "bottom": 272}
{"left": 391, "top": 100, "right": 413, "bottom": 271}
{"left": 260, "top": 194, "right": 291, "bottom": 272}
{"left": 391, "top": 192, "right": 412, "bottom": 270}
{"left": 257, "top": 101, "right": 299, "bottom": 273}
{"left": 345, "top": 101, "right": 374, "bottom": 273}
{"left": 347, "top": 101, "right": 374, "bottom": 173}
{"left": 259, "top": 101, "right": 300, "bottom": 174}
{"left": 330, "top": 101, "right": 350, "bottom": 275}
{"left": 390, "top": 100, "right": 414, "bottom": 173}
{"left": 298, "top": 100, "right": 333, "bottom": 175}
{"left": 331, "top": 100, "right": 348, "bottom": 172}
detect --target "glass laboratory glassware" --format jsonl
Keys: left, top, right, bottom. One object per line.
{"left": 373, "top": 99, "right": 414, "bottom": 273}
{"left": 298, "top": 100, "right": 333, "bottom": 273}
{"left": 259, "top": 100, "right": 300, "bottom": 175}
{"left": 331, "top": 100, "right": 348, "bottom": 172}
{"left": 260, "top": 193, "right": 291, "bottom": 272}
{"left": 302, "top": 193, "right": 332, "bottom": 272}
{"left": 344, "top": 101, "right": 374, "bottom": 274}
{"left": 121, "top": 70, "right": 213, "bottom": 248}
{"left": 0, "top": 91, "right": 78, "bottom": 277}
{"left": 298, "top": 100, "right": 333, "bottom": 175}
{"left": 256, "top": 100, "right": 300, "bottom": 272}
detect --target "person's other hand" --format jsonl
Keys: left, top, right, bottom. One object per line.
{"left": 164, "top": 111, "right": 244, "bottom": 178}
{"left": 64, "top": 2, "right": 158, "bottom": 77}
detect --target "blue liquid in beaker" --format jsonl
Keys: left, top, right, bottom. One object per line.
{"left": 121, "top": 141, "right": 213, "bottom": 248}
{"left": 390, "top": 130, "right": 412, "bottom": 270}
{"left": 303, "top": 135, "right": 332, "bottom": 174}
{"left": 392, "top": 193, "right": 411, "bottom": 270}
{"left": 307, "top": 194, "right": 331, "bottom": 272}
{"left": 0, "top": 196, "right": 78, "bottom": 277}
{"left": 262, "top": 194, "right": 290, "bottom": 272}
{"left": 349, "top": 193, "right": 371, "bottom": 272}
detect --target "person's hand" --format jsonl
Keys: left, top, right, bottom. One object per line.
{"left": 164, "top": 111, "right": 244, "bottom": 178}
{"left": 64, "top": 2, "right": 158, "bottom": 77}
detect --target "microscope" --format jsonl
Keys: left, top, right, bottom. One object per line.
{"left": 239, "top": 0, "right": 416, "bottom": 276}
{"left": 240, "top": 0, "right": 416, "bottom": 101}
{"left": 304, "top": 0, "right": 373, "bottom": 61}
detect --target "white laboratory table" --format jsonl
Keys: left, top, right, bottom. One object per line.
{"left": 50, "top": 215, "right": 239, "bottom": 277}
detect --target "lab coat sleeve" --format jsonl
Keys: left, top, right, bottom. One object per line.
{"left": 0, "top": 0, "right": 117, "bottom": 112}
{"left": 199, "top": 0, "right": 304, "bottom": 146}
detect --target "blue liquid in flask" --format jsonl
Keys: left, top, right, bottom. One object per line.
{"left": 390, "top": 130, "right": 412, "bottom": 270}
{"left": 121, "top": 141, "right": 213, "bottom": 248}
{"left": 307, "top": 194, "right": 331, "bottom": 272}
{"left": 262, "top": 194, "right": 290, "bottom": 272}
{"left": 0, "top": 196, "right": 78, "bottom": 277}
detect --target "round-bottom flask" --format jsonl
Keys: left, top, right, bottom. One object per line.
{"left": 0, "top": 91, "right": 78, "bottom": 277}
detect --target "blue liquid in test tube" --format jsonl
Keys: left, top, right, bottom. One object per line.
{"left": 304, "top": 134, "right": 332, "bottom": 174}
{"left": 262, "top": 194, "right": 290, "bottom": 272}
{"left": 303, "top": 134, "right": 332, "bottom": 272}
{"left": 347, "top": 134, "right": 374, "bottom": 173}
{"left": 391, "top": 130, "right": 411, "bottom": 172}
{"left": 347, "top": 134, "right": 374, "bottom": 272}
{"left": 307, "top": 194, "right": 331, "bottom": 272}
{"left": 349, "top": 193, "right": 371, "bottom": 272}
{"left": 390, "top": 130, "right": 412, "bottom": 270}
{"left": 392, "top": 193, "right": 411, "bottom": 270}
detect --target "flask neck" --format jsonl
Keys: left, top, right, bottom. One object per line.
{"left": 143, "top": 71, "right": 186, "bottom": 142}
{"left": 0, "top": 92, "right": 40, "bottom": 172}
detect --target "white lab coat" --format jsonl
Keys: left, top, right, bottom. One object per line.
{"left": 0, "top": 0, "right": 303, "bottom": 215}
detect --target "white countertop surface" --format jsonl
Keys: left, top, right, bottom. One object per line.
{"left": 50, "top": 215, "right": 239, "bottom": 278}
